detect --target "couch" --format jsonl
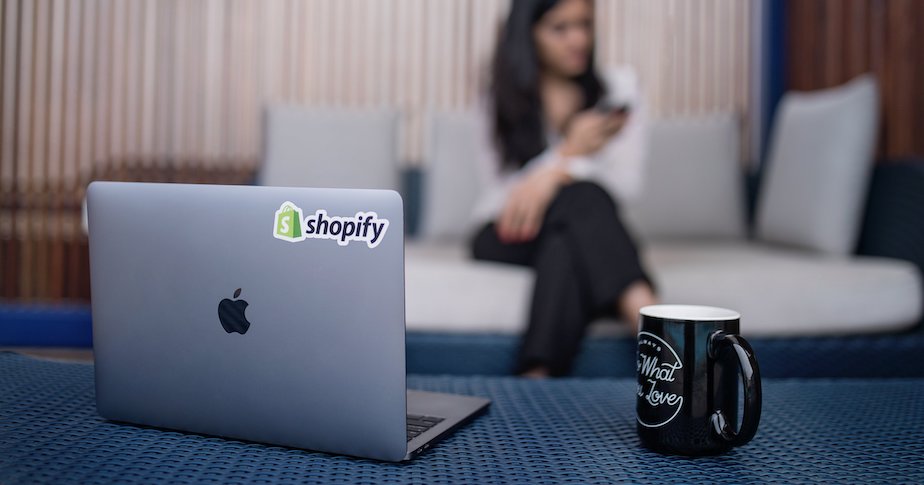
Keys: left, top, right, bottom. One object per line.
{"left": 7, "top": 77, "right": 921, "bottom": 379}
{"left": 401, "top": 76, "right": 924, "bottom": 377}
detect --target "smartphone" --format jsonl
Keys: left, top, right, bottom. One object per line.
{"left": 595, "top": 101, "right": 632, "bottom": 116}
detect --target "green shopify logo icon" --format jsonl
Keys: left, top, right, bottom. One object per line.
{"left": 273, "top": 201, "right": 306, "bottom": 242}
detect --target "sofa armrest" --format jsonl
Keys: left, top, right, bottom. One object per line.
{"left": 856, "top": 159, "right": 924, "bottom": 329}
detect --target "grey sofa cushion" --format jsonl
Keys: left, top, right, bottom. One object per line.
{"left": 261, "top": 106, "right": 399, "bottom": 190}
{"left": 624, "top": 114, "right": 746, "bottom": 241}
{"left": 640, "top": 242, "right": 921, "bottom": 336}
{"left": 406, "top": 242, "right": 533, "bottom": 333}
{"left": 756, "top": 75, "right": 879, "bottom": 255}
{"left": 405, "top": 241, "right": 922, "bottom": 337}
{"left": 419, "top": 112, "right": 482, "bottom": 241}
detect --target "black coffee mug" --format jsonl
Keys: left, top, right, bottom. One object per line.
{"left": 636, "top": 305, "right": 761, "bottom": 455}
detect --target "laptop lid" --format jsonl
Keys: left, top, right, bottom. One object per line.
{"left": 88, "top": 182, "right": 408, "bottom": 461}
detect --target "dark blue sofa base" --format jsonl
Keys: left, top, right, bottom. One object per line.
{"left": 0, "top": 304, "right": 93, "bottom": 347}
{"left": 407, "top": 331, "right": 924, "bottom": 378}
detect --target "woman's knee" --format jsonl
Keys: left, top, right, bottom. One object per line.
{"left": 553, "top": 181, "right": 618, "bottom": 216}
{"left": 470, "top": 223, "right": 535, "bottom": 266}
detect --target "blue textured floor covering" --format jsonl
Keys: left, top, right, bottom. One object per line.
{"left": 1, "top": 352, "right": 923, "bottom": 483}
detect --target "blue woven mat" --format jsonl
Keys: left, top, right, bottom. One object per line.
{"left": 2, "top": 353, "right": 923, "bottom": 484}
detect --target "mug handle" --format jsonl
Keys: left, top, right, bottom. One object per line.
{"left": 708, "top": 331, "right": 762, "bottom": 446}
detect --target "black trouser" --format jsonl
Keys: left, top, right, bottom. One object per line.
{"left": 470, "top": 181, "right": 654, "bottom": 376}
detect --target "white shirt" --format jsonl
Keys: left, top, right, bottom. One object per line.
{"left": 469, "top": 65, "right": 649, "bottom": 230}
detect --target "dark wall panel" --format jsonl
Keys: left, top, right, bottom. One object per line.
{"left": 785, "top": 0, "right": 924, "bottom": 160}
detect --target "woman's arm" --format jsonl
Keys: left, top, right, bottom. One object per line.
{"left": 555, "top": 65, "right": 649, "bottom": 202}
{"left": 469, "top": 101, "right": 563, "bottom": 231}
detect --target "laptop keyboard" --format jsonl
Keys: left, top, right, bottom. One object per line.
{"left": 407, "top": 414, "right": 444, "bottom": 441}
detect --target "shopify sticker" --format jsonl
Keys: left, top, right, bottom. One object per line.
{"left": 272, "top": 202, "right": 389, "bottom": 248}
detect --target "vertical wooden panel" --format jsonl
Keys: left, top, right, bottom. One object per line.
{"left": 77, "top": 0, "right": 94, "bottom": 184}
{"left": 108, "top": 0, "right": 124, "bottom": 168}
{"left": 92, "top": 1, "right": 109, "bottom": 173}
{"left": 1, "top": 0, "right": 18, "bottom": 196}
{"left": 139, "top": 0, "right": 154, "bottom": 161}
{"left": 844, "top": 0, "right": 868, "bottom": 79}
{"left": 17, "top": 0, "right": 35, "bottom": 298}
{"left": 45, "top": 0, "right": 64, "bottom": 298}
{"left": 124, "top": 0, "right": 141, "bottom": 161}
{"left": 916, "top": 10, "right": 924, "bottom": 159}
{"left": 61, "top": 1, "right": 79, "bottom": 194}
{"left": 824, "top": 0, "right": 842, "bottom": 86}
{"left": 885, "top": 0, "right": 914, "bottom": 156}
{"left": 167, "top": 0, "right": 182, "bottom": 161}
{"left": 1, "top": 0, "right": 18, "bottom": 298}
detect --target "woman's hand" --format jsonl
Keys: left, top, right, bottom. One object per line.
{"left": 560, "top": 110, "right": 628, "bottom": 157}
{"left": 496, "top": 165, "right": 571, "bottom": 243}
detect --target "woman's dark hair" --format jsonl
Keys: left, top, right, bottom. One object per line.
{"left": 491, "top": 0, "right": 605, "bottom": 170}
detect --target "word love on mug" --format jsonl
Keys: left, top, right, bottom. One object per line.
{"left": 636, "top": 332, "right": 684, "bottom": 428}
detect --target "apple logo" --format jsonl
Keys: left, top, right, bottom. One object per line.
{"left": 218, "top": 288, "right": 251, "bottom": 334}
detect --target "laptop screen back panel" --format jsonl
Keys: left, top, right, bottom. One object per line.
{"left": 88, "top": 182, "right": 408, "bottom": 461}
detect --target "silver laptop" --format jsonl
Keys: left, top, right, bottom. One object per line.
{"left": 87, "top": 181, "right": 489, "bottom": 462}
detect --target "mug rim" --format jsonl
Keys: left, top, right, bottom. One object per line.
{"left": 639, "top": 304, "right": 740, "bottom": 321}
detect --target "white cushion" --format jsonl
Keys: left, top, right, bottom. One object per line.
{"left": 405, "top": 242, "right": 532, "bottom": 334}
{"left": 405, "top": 241, "right": 922, "bottom": 337}
{"left": 642, "top": 242, "right": 921, "bottom": 336}
{"left": 261, "top": 106, "right": 399, "bottom": 190}
{"left": 419, "top": 112, "right": 482, "bottom": 241}
{"left": 756, "top": 75, "right": 879, "bottom": 255}
{"left": 624, "top": 114, "right": 746, "bottom": 241}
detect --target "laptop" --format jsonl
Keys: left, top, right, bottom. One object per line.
{"left": 87, "top": 181, "right": 489, "bottom": 462}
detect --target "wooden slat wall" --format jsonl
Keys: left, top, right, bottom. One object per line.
{"left": 597, "top": 0, "right": 751, "bottom": 119}
{"left": 0, "top": 0, "right": 751, "bottom": 302}
{"left": 785, "top": 0, "right": 924, "bottom": 160}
